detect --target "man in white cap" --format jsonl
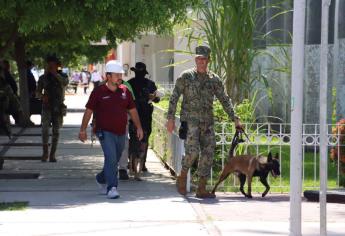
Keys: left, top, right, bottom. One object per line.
{"left": 79, "top": 60, "right": 143, "bottom": 199}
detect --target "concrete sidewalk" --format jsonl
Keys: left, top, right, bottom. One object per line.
{"left": 0, "top": 126, "right": 204, "bottom": 236}
{"left": 0, "top": 93, "right": 344, "bottom": 236}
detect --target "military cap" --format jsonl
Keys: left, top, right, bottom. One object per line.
{"left": 195, "top": 45, "right": 211, "bottom": 58}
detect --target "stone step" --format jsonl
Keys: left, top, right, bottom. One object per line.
{"left": 1, "top": 155, "right": 41, "bottom": 160}
{"left": 304, "top": 190, "right": 345, "bottom": 204}
{"left": 0, "top": 143, "right": 49, "bottom": 146}
{"left": 0, "top": 173, "right": 40, "bottom": 179}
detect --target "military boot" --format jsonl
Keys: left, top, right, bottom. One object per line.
{"left": 41, "top": 144, "right": 49, "bottom": 162}
{"left": 177, "top": 169, "right": 188, "bottom": 195}
{"left": 196, "top": 177, "right": 216, "bottom": 198}
{"left": 49, "top": 139, "right": 58, "bottom": 162}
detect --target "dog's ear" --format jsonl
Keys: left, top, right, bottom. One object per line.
{"left": 268, "top": 152, "right": 272, "bottom": 162}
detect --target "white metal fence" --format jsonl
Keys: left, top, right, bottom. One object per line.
{"left": 151, "top": 106, "right": 345, "bottom": 192}
{"left": 156, "top": 83, "right": 175, "bottom": 94}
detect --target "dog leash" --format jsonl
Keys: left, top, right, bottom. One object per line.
{"left": 229, "top": 128, "right": 249, "bottom": 157}
{"left": 237, "top": 126, "right": 250, "bottom": 141}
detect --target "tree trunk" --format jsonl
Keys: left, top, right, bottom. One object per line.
{"left": 14, "top": 37, "right": 31, "bottom": 125}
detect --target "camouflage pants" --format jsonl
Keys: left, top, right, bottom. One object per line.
{"left": 41, "top": 108, "right": 63, "bottom": 145}
{"left": 182, "top": 122, "right": 216, "bottom": 178}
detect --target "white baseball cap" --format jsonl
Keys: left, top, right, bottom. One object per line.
{"left": 105, "top": 60, "right": 124, "bottom": 73}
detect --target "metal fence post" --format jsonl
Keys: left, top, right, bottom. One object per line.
{"left": 320, "top": 1, "right": 332, "bottom": 235}
{"left": 290, "top": 1, "right": 306, "bottom": 235}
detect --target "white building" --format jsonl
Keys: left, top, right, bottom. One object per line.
{"left": 116, "top": 34, "right": 197, "bottom": 84}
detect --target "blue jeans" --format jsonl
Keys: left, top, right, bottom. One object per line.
{"left": 95, "top": 130, "right": 125, "bottom": 191}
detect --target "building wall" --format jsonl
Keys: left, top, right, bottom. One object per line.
{"left": 116, "top": 42, "right": 132, "bottom": 80}
{"left": 117, "top": 35, "right": 174, "bottom": 83}
{"left": 254, "top": 0, "right": 345, "bottom": 123}
{"left": 303, "top": 0, "right": 345, "bottom": 124}
{"left": 173, "top": 36, "right": 197, "bottom": 82}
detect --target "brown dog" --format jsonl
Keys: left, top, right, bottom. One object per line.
{"left": 128, "top": 124, "right": 148, "bottom": 181}
{"left": 128, "top": 146, "right": 145, "bottom": 181}
{"left": 211, "top": 152, "right": 280, "bottom": 198}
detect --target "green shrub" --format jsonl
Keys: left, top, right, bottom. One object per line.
{"left": 0, "top": 202, "right": 28, "bottom": 211}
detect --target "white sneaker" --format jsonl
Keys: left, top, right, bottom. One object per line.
{"left": 96, "top": 179, "right": 107, "bottom": 195}
{"left": 107, "top": 187, "right": 120, "bottom": 199}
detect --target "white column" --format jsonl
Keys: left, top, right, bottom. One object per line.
{"left": 117, "top": 44, "right": 123, "bottom": 64}
{"left": 151, "top": 53, "right": 157, "bottom": 81}
{"left": 130, "top": 42, "right": 136, "bottom": 67}
{"left": 320, "top": 1, "right": 331, "bottom": 235}
{"left": 289, "top": 1, "right": 306, "bottom": 235}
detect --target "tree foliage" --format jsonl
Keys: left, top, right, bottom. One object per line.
{"left": 192, "top": 0, "right": 258, "bottom": 102}
{"left": 0, "top": 0, "right": 198, "bottom": 63}
{"left": 181, "top": 0, "right": 292, "bottom": 107}
{"left": 0, "top": 0, "right": 198, "bottom": 123}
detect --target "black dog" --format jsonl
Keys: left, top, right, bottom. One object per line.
{"left": 237, "top": 153, "right": 280, "bottom": 198}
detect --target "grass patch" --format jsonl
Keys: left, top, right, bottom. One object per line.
{"left": 0, "top": 202, "right": 28, "bottom": 211}
{"left": 156, "top": 98, "right": 170, "bottom": 110}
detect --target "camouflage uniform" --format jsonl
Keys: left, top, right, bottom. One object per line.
{"left": 0, "top": 76, "right": 23, "bottom": 138}
{"left": 36, "top": 72, "right": 68, "bottom": 160}
{"left": 167, "top": 69, "right": 237, "bottom": 177}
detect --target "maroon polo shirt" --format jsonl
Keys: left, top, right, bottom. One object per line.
{"left": 86, "top": 84, "right": 135, "bottom": 135}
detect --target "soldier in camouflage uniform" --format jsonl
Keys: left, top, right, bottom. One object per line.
{"left": 0, "top": 65, "right": 23, "bottom": 138}
{"left": 167, "top": 46, "right": 242, "bottom": 198}
{"left": 36, "top": 55, "right": 69, "bottom": 162}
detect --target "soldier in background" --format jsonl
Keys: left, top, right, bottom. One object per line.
{"left": 2, "top": 60, "right": 18, "bottom": 96}
{"left": 166, "top": 46, "right": 242, "bottom": 198}
{"left": 0, "top": 65, "right": 23, "bottom": 138}
{"left": 36, "top": 55, "right": 69, "bottom": 162}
